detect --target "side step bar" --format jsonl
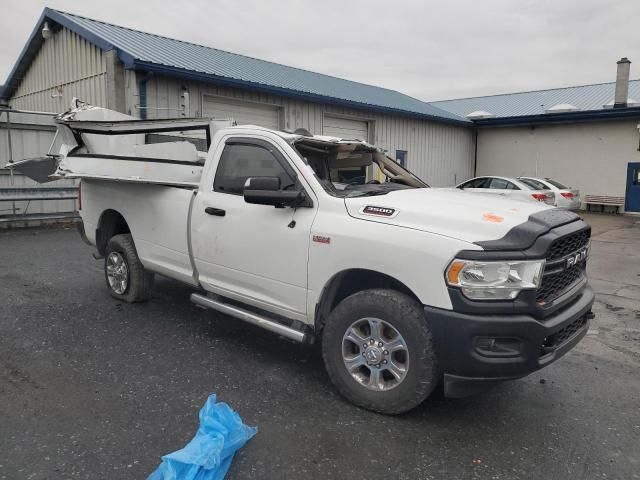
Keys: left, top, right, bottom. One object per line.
{"left": 190, "top": 293, "right": 308, "bottom": 343}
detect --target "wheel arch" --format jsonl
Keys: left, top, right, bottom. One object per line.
{"left": 314, "top": 269, "right": 421, "bottom": 333}
{"left": 96, "top": 209, "right": 131, "bottom": 255}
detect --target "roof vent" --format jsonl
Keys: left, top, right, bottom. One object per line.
{"left": 466, "top": 110, "right": 496, "bottom": 119}
{"left": 603, "top": 97, "right": 640, "bottom": 108}
{"left": 544, "top": 103, "right": 581, "bottom": 113}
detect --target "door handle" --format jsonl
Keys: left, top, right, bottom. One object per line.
{"left": 205, "top": 207, "right": 226, "bottom": 217}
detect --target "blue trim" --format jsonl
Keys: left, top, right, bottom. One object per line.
{"left": 1, "top": 8, "right": 116, "bottom": 101}
{"left": 395, "top": 150, "right": 407, "bottom": 168}
{"left": 44, "top": 9, "right": 114, "bottom": 51}
{"left": 118, "top": 50, "right": 137, "bottom": 69}
{"left": 625, "top": 162, "right": 640, "bottom": 212}
{"left": 137, "top": 72, "right": 153, "bottom": 120}
{"left": 473, "top": 107, "right": 640, "bottom": 127}
{"left": 132, "top": 60, "right": 471, "bottom": 127}
{"left": 138, "top": 76, "right": 147, "bottom": 121}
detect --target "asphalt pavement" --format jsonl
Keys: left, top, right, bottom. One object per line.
{"left": 1, "top": 212, "right": 639, "bottom": 479}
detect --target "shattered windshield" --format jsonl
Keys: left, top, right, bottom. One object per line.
{"left": 293, "top": 139, "right": 429, "bottom": 197}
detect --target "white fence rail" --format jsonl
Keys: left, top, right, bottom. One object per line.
{"left": 0, "top": 108, "right": 79, "bottom": 228}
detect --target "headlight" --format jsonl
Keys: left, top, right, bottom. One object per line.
{"left": 446, "top": 259, "right": 545, "bottom": 300}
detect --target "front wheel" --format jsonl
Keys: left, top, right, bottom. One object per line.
{"left": 104, "top": 234, "right": 153, "bottom": 303}
{"left": 322, "top": 289, "right": 439, "bottom": 414}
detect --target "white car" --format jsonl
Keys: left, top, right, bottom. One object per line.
{"left": 518, "top": 177, "right": 581, "bottom": 210}
{"left": 457, "top": 176, "right": 555, "bottom": 206}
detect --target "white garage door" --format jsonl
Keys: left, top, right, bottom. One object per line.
{"left": 202, "top": 96, "right": 281, "bottom": 130}
{"left": 323, "top": 116, "right": 369, "bottom": 141}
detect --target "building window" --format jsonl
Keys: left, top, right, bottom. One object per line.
{"left": 396, "top": 150, "right": 407, "bottom": 168}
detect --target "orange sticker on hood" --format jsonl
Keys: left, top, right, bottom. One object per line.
{"left": 482, "top": 212, "right": 504, "bottom": 223}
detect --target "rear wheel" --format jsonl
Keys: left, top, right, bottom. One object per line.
{"left": 104, "top": 234, "right": 153, "bottom": 303}
{"left": 322, "top": 289, "right": 439, "bottom": 414}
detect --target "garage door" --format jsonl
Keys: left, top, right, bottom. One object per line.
{"left": 202, "top": 96, "right": 281, "bottom": 130}
{"left": 323, "top": 116, "right": 369, "bottom": 141}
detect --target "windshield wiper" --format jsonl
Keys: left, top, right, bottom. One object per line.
{"left": 364, "top": 191, "right": 390, "bottom": 196}
{"left": 346, "top": 190, "right": 389, "bottom": 197}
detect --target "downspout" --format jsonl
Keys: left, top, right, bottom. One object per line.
{"left": 137, "top": 72, "right": 153, "bottom": 120}
{"left": 4, "top": 110, "right": 16, "bottom": 219}
{"left": 473, "top": 127, "right": 478, "bottom": 177}
{"left": 532, "top": 126, "right": 539, "bottom": 177}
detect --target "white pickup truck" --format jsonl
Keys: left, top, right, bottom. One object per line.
{"left": 15, "top": 105, "right": 595, "bottom": 414}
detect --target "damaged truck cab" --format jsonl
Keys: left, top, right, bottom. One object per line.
{"left": 16, "top": 105, "right": 594, "bottom": 414}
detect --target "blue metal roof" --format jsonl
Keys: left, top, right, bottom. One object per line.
{"left": 432, "top": 80, "right": 640, "bottom": 119}
{"left": 1, "top": 8, "right": 468, "bottom": 125}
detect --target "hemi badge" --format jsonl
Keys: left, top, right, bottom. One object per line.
{"left": 360, "top": 205, "right": 398, "bottom": 218}
{"left": 313, "top": 235, "right": 331, "bottom": 244}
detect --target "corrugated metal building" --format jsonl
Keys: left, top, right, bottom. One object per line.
{"left": 1, "top": 8, "right": 475, "bottom": 187}
{"left": 433, "top": 79, "right": 640, "bottom": 118}
{"left": 434, "top": 64, "right": 640, "bottom": 213}
{"left": 0, "top": 109, "right": 77, "bottom": 227}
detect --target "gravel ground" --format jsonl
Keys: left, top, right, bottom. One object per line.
{"left": 1, "top": 212, "right": 639, "bottom": 480}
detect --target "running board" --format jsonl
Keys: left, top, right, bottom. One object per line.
{"left": 190, "top": 293, "right": 308, "bottom": 343}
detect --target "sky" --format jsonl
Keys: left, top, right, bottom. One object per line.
{"left": 1, "top": 0, "right": 639, "bottom": 102}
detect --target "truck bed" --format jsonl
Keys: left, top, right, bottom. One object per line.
{"left": 45, "top": 106, "right": 232, "bottom": 187}
{"left": 56, "top": 152, "right": 204, "bottom": 187}
{"left": 82, "top": 180, "right": 198, "bottom": 286}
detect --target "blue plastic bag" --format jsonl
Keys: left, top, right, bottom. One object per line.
{"left": 148, "top": 394, "right": 257, "bottom": 480}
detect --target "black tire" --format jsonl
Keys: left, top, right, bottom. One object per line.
{"left": 322, "top": 289, "right": 439, "bottom": 414}
{"left": 104, "top": 234, "right": 153, "bottom": 303}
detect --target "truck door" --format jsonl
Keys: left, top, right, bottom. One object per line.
{"left": 190, "top": 136, "right": 316, "bottom": 321}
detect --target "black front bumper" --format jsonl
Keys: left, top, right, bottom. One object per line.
{"left": 426, "top": 284, "right": 595, "bottom": 398}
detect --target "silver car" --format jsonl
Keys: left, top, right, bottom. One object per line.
{"left": 518, "top": 177, "right": 581, "bottom": 209}
{"left": 457, "top": 176, "right": 555, "bottom": 206}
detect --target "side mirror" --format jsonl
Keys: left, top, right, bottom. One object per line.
{"left": 243, "top": 176, "right": 311, "bottom": 208}
{"left": 245, "top": 176, "right": 281, "bottom": 191}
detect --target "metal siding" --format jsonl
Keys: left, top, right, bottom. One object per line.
{"left": 475, "top": 121, "right": 640, "bottom": 212}
{"left": 139, "top": 76, "right": 474, "bottom": 187}
{"left": 9, "top": 27, "right": 107, "bottom": 113}
{"left": 322, "top": 116, "right": 369, "bottom": 140}
{"left": 202, "top": 95, "right": 281, "bottom": 129}
{"left": 0, "top": 111, "right": 77, "bottom": 226}
{"left": 123, "top": 70, "right": 139, "bottom": 116}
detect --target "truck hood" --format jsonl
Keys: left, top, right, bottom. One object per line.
{"left": 344, "top": 188, "right": 552, "bottom": 244}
